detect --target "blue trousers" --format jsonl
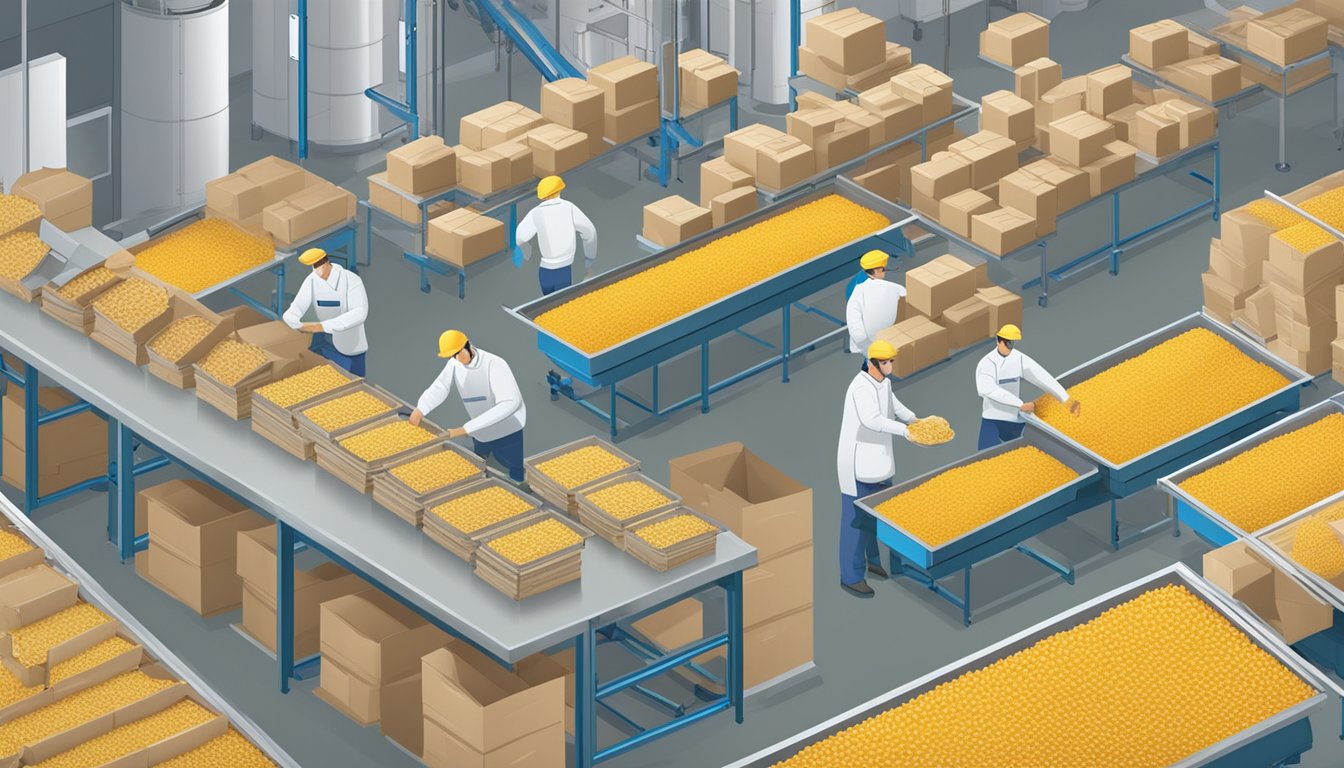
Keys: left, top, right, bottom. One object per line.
{"left": 473, "top": 429, "right": 526, "bottom": 482}
{"left": 539, "top": 265, "right": 572, "bottom": 295}
{"left": 309, "top": 333, "right": 366, "bottom": 376}
{"left": 977, "top": 418, "right": 1025, "bottom": 450}
{"left": 840, "top": 479, "right": 888, "bottom": 585}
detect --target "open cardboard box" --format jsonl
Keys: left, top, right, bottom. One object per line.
{"left": 0, "top": 564, "right": 78, "bottom": 631}
{"left": 193, "top": 322, "right": 313, "bottom": 420}
{"left": 1203, "top": 540, "right": 1333, "bottom": 644}
{"left": 47, "top": 632, "right": 145, "bottom": 698}
{"left": 39, "top": 254, "right": 130, "bottom": 335}
{"left": 0, "top": 525, "right": 44, "bottom": 581}
{"left": 145, "top": 305, "right": 236, "bottom": 390}
{"left": 0, "top": 611, "right": 121, "bottom": 687}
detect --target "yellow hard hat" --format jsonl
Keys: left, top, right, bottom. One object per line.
{"left": 437, "top": 330, "right": 468, "bottom": 358}
{"left": 997, "top": 324, "right": 1022, "bottom": 341}
{"left": 860, "top": 250, "right": 889, "bottom": 270}
{"left": 299, "top": 248, "right": 327, "bottom": 266}
{"left": 866, "top": 340, "right": 897, "bottom": 360}
{"left": 537, "top": 175, "right": 565, "bottom": 200}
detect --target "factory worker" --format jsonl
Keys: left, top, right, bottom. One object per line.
{"left": 836, "top": 340, "right": 925, "bottom": 598}
{"left": 846, "top": 249, "right": 905, "bottom": 364}
{"left": 515, "top": 175, "right": 598, "bottom": 296}
{"left": 283, "top": 248, "right": 369, "bottom": 376}
{"left": 409, "top": 330, "right": 528, "bottom": 484}
{"left": 975, "top": 324, "right": 1080, "bottom": 450}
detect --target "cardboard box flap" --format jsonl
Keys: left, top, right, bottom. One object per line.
{"left": 0, "top": 564, "right": 79, "bottom": 630}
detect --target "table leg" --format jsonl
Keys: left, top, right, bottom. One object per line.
{"left": 113, "top": 420, "right": 135, "bottom": 562}
{"left": 1110, "top": 192, "right": 1121, "bottom": 276}
{"left": 727, "top": 570, "right": 744, "bottom": 723}
{"left": 277, "top": 521, "right": 296, "bottom": 694}
{"left": 23, "top": 362, "right": 37, "bottom": 513}
{"left": 575, "top": 625, "right": 597, "bottom": 768}
{"left": 700, "top": 343, "right": 711, "bottom": 414}
{"left": 364, "top": 206, "right": 373, "bottom": 268}
{"left": 1036, "top": 242, "right": 1049, "bottom": 308}
{"left": 781, "top": 305, "right": 791, "bottom": 384}
{"left": 1277, "top": 82, "right": 1290, "bottom": 172}
{"left": 274, "top": 261, "right": 287, "bottom": 318}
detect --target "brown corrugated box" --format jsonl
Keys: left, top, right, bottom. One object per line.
{"left": 541, "top": 78, "right": 604, "bottom": 129}
{"left": 643, "top": 196, "right": 713, "bottom": 247}
{"left": 1208, "top": 238, "right": 1262, "bottom": 291}
{"left": 0, "top": 565, "right": 77, "bottom": 631}
{"left": 457, "top": 147, "right": 511, "bottom": 196}
{"left": 1220, "top": 207, "right": 1274, "bottom": 262}
{"left": 976, "top": 285, "right": 1024, "bottom": 331}
{"left": 852, "top": 163, "right": 902, "bottom": 204}
{"left": 797, "top": 45, "right": 849, "bottom": 91}
{"left": 939, "top": 188, "right": 997, "bottom": 238}
{"left": 1037, "top": 76, "right": 1088, "bottom": 125}
{"left": 890, "top": 64, "right": 954, "bottom": 125}
{"left": 1334, "top": 338, "right": 1344, "bottom": 384}
{"left": 387, "top": 136, "right": 458, "bottom": 195}
{"left": 2, "top": 386, "right": 108, "bottom": 496}
{"left": 494, "top": 141, "right": 534, "bottom": 187}
{"left": 786, "top": 108, "right": 843, "bottom": 147}
{"left": 146, "top": 305, "right": 238, "bottom": 390}
{"left": 911, "top": 152, "right": 971, "bottom": 201}
{"left": 262, "top": 180, "right": 356, "bottom": 248}
{"left": 723, "top": 124, "right": 784, "bottom": 176}
{"left": 804, "top": 8, "right": 885, "bottom": 73}
{"left": 1205, "top": 541, "right": 1330, "bottom": 639}
{"left": 980, "top": 12, "right": 1050, "bottom": 68}
{"left": 1048, "top": 111, "right": 1115, "bottom": 167}
{"left": 1085, "top": 64, "right": 1133, "bottom": 118}
{"left": 812, "top": 123, "right": 867, "bottom": 170}
{"left": 1269, "top": 337, "right": 1333, "bottom": 374}
{"left": 381, "top": 673, "right": 425, "bottom": 757}
{"left": 1265, "top": 262, "right": 1338, "bottom": 325}
{"left": 1247, "top": 8, "right": 1328, "bottom": 65}
{"left": 1268, "top": 232, "right": 1344, "bottom": 292}
{"left": 1134, "top": 104, "right": 1180, "bottom": 157}
{"left": 0, "top": 526, "right": 43, "bottom": 583}
{"left": 860, "top": 90, "right": 922, "bottom": 143}
{"left": 424, "top": 721, "right": 564, "bottom": 768}
{"left": 1106, "top": 103, "right": 1145, "bottom": 142}
{"left": 711, "top": 187, "right": 757, "bottom": 228}
{"left": 907, "top": 254, "right": 979, "bottom": 318}
{"left": 1240, "top": 51, "right": 1331, "bottom": 94}
{"left": 699, "top": 156, "right": 755, "bottom": 208}
{"left": 1237, "top": 285, "right": 1278, "bottom": 341}
{"left": 942, "top": 295, "right": 993, "bottom": 349}
{"left": 1128, "top": 20, "right": 1189, "bottom": 69}
{"left": 827, "top": 100, "right": 884, "bottom": 147}
{"left": 421, "top": 642, "right": 564, "bottom": 756}
{"left": 603, "top": 98, "right": 660, "bottom": 144}
{"left": 10, "top": 168, "right": 93, "bottom": 232}
{"left": 1188, "top": 28, "right": 1222, "bottom": 57}
{"left": 525, "top": 124, "right": 590, "bottom": 177}
{"left": 1273, "top": 311, "right": 1335, "bottom": 352}
{"left": 948, "top": 131, "right": 1018, "bottom": 189}
{"left": 679, "top": 49, "right": 739, "bottom": 110}
{"left": 1204, "top": 540, "right": 1275, "bottom": 606}
{"left": 588, "top": 56, "right": 659, "bottom": 112}
{"left": 1081, "top": 140, "right": 1136, "bottom": 197}
{"left": 875, "top": 316, "right": 950, "bottom": 376}
{"left": 1014, "top": 57, "right": 1062, "bottom": 103}
{"left": 981, "top": 90, "right": 1035, "bottom": 146}
{"left": 1159, "top": 55, "right": 1242, "bottom": 102}
{"left": 1202, "top": 270, "right": 1257, "bottom": 323}
{"left": 427, "top": 208, "right": 506, "bottom": 268}
{"left": 1162, "top": 99, "right": 1217, "bottom": 147}
{"left": 458, "top": 102, "right": 530, "bottom": 150}
{"left": 998, "top": 170, "right": 1057, "bottom": 237}
{"left": 1020, "top": 157, "right": 1089, "bottom": 212}
{"left": 972, "top": 207, "right": 1037, "bottom": 256}
{"left": 845, "top": 42, "right": 913, "bottom": 92}
{"left": 754, "top": 138, "right": 816, "bottom": 191}
{"left": 483, "top": 111, "right": 548, "bottom": 148}
{"left": 368, "top": 172, "right": 455, "bottom": 225}
{"left": 742, "top": 544, "right": 813, "bottom": 628}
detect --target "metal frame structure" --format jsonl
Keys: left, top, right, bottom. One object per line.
{"left": 506, "top": 178, "right": 916, "bottom": 439}
{"left": 365, "top": 0, "right": 421, "bottom": 143}
{"left": 724, "top": 563, "right": 1343, "bottom": 768}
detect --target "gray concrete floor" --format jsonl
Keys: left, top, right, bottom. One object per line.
{"left": 8, "top": 0, "right": 1344, "bottom": 765}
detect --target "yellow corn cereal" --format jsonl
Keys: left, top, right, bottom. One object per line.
{"left": 197, "top": 339, "right": 268, "bottom": 386}
{"left": 586, "top": 479, "right": 672, "bottom": 521}
{"left": 534, "top": 444, "right": 631, "bottom": 490}
{"left": 631, "top": 514, "right": 717, "bottom": 549}
{"left": 907, "top": 416, "right": 955, "bottom": 446}
{"left": 0, "top": 194, "right": 41, "bottom": 235}
{"left": 0, "top": 664, "right": 41, "bottom": 711}
{"left": 486, "top": 518, "right": 582, "bottom": 565}
{"left": 92, "top": 277, "right": 169, "bottom": 333}
{"left": 55, "top": 266, "right": 118, "bottom": 301}
{"left": 156, "top": 728, "right": 276, "bottom": 768}
{"left": 389, "top": 450, "right": 480, "bottom": 495}
{"left": 148, "top": 316, "right": 216, "bottom": 363}
{"left": 1274, "top": 222, "right": 1335, "bottom": 253}
{"left": 0, "top": 231, "right": 49, "bottom": 282}
{"left": 301, "top": 390, "right": 393, "bottom": 432}
{"left": 49, "top": 636, "right": 140, "bottom": 685}
{"left": 1245, "top": 199, "right": 1304, "bottom": 231}
{"left": 768, "top": 585, "right": 1315, "bottom": 768}
{"left": 0, "top": 528, "right": 35, "bottom": 560}
{"left": 255, "top": 365, "right": 352, "bottom": 409}
{"left": 0, "top": 670, "right": 178, "bottom": 757}
{"left": 1291, "top": 516, "right": 1344, "bottom": 579}
{"left": 8, "top": 602, "right": 114, "bottom": 667}
{"left": 428, "top": 485, "right": 536, "bottom": 534}
{"left": 134, "top": 218, "right": 273, "bottom": 294}
{"left": 338, "top": 421, "right": 437, "bottom": 462}
{"left": 32, "top": 699, "right": 216, "bottom": 768}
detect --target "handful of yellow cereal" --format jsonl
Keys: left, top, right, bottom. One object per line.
{"left": 907, "top": 416, "right": 954, "bottom": 446}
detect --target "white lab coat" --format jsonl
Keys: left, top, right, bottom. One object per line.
{"left": 415, "top": 348, "right": 526, "bottom": 443}
{"left": 836, "top": 371, "right": 917, "bottom": 497}
{"left": 846, "top": 278, "right": 906, "bottom": 354}
{"left": 975, "top": 348, "right": 1069, "bottom": 423}
{"left": 515, "top": 198, "right": 598, "bottom": 270}
{"left": 282, "top": 264, "right": 368, "bottom": 355}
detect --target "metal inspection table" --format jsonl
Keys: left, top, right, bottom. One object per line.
{"left": 1119, "top": 53, "right": 1263, "bottom": 117}
{"left": 0, "top": 293, "right": 758, "bottom": 768}
{"left": 120, "top": 206, "right": 360, "bottom": 319}
{"left": 506, "top": 176, "right": 917, "bottom": 439}
{"left": 0, "top": 493, "right": 300, "bottom": 767}
{"left": 724, "top": 563, "right": 1343, "bottom": 768}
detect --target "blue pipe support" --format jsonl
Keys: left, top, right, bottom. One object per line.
{"left": 297, "top": 0, "right": 308, "bottom": 159}
{"left": 596, "top": 634, "right": 730, "bottom": 700}
{"left": 24, "top": 362, "right": 37, "bottom": 512}
{"left": 788, "top": 0, "right": 800, "bottom": 110}
{"left": 364, "top": 0, "right": 419, "bottom": 138}
{"left": 575, "top": 626, "right": 597, "bottom": 767}
{"left": 594, "top": 701, "right": 732, "bottom": 764}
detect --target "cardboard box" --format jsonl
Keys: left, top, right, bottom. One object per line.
{"left": 1085, "top": 64, "right": 1133, "bottom": 118}
{"left": 981, "top": 90, "right": 1035, "bottom": 145}
{"left": 588, "top": 55, "right": 659, "bottom": 112}
{"left": 239, "top": 156, "right": 306, "bottom": 207}
{"left": 723, "top": 124, "right": 784, "bottom": 176}
{"left": 1187, "top": 29, "right": 1221, "bottom": 57}
{"left": 1204, "top": 541, "right": 1274, "bottom": 606}
{"left": 1158, "top": 100, "right": 1217, "bottom": 148}
{"left": 1334, "top": 339, "right": 1344, "bottom": 384}
{"left": 1081, "top": 141, "right": 1136, "bottom": 196}
{"left": 321, "top": 590, "right": 451, "bottom": 691}
{"left": 1048, "top": 111, "right": 1115, "bottom": 167}
{"left": 755, "top": 138, "right": 816, "bottom": 191}
{"left": 482, "top": 111, "right": 547, "bottom": 148}
{"left": 679, "top": 49, "right": 739, "bottom": 110}
{"left": 380, "top": 673, "right": 424, "bottom": 757}
{"left": 797, "top": 45, "right": 850, "bottom": 91}
{"left": 907, "top": 254, "right": 979, "bottom": 318}
{"left": 711, "top": 187, "right": 757, "bottom": 228}
{"left": 1240, "top": 55, "right": 1330, "bottom": 94}
{"left": 1274, "top": 312, "right": 1335, "bottom": 351}
{"left": 948, "top": 132, "right": 1018, "bottom": 189}
{"left": 1106, "top": 103, "right": 1145, "bottom": 142}
{"left": 205, "top": 174, "right": 265, "bottom": 224}
{"left": 525, "top": 124, "right": 590, "bottom": 176}
{"left": 427, "top": 208, "right": 505, "bottom": 268}
{"left": 261, "top": 181, "right": 355, "bottom": 248}
{"left": 742, "top": 604, "right": 814, "bottom": 688}
{"left": 972, "top": 207, "right": 1037, "bottom": 256}
{"left": 387, "top": 136, "right": 457, "bottom": 195}
{"left": 632, "top": 599, "right": 704, "bottom": 650}
{"left": 813, "top": 123, "right": 867, "bottom": 170}
{"left": 1269, "top": 337, "right": 1333, "bottom": 375}
{"left": 805, "top": 8, "right": 885, "bottom": 73}
{"left": 0, "top": 526, "right": 43, "bottom": 583}
{"left": 1221, "top": 208, "right": 1275, "bottom": 262}
{"left": 1129, "top": 20, "right": 1189, "bottom": 69}
{"left": 367, "top": 172, "right": 449, "bottom": 225}
{"left": 1209, "top": 238, "right": 1263, "bottom": 291}
{"left": 910, "top": 152, "right": 972, "bottom": 201}
{"left": 2, "top": 386, "right": 108, "bottom": 496}
{"left": 699, "top": 156, "right": 755, "bottom": 208}
{"left": 861, "top": 94, "right": 922, "bottom": 144}
{"left": 890, "top": 65, "right": 955, "bottom": 125}
{"left": 1020, "top": 157, "right": 1089, "bottom": 212}
{"left": 980, "top": 12, "right": 1050, "bottom": 68}
{"left": 1014, "top": 57, "right": 1062, "bottom": 103}
{"left": 424, "top": 720, "right": 564, "bottom": 768}
{"left": 457, "top": 149, "right": 511, "bottom": 196}
{"left": 975, "top": 285, "right": 1024, "bottom": 332}
{"left": 422, "top": 643, "right": 564, "bottom": 754}
{"left": 603, "top": 98, "right": 660, "bottom": 144}
{"left": 1037, "top": 77, "right": 1088, "bottom": 124}
{"left": 493, "top": 141, "right": 534, "bottom": 187}
{"left": 786, "top": 108, "right": 843, "bottom": 147}
{"left": 845, "top": 41, "right": 914, "bottom": 92}
{"left": 668, "top": 442, "right": 812, "bottom": 562}
{"left": 743, "top": 544, "right": 813, "bottom": 628}
{"left": 11, "top": 168, "right": 93, "bottom": 232}
{"left": 1240, "top": 285, "right": 1278, "bottom": 340}
{"left": 998, "top": 170, "right": 1058, "bottom": 237}
{"left": 1266, "top": 263, "right": 1338, "bottom": 325}
{"left": 643, "top": 196, "right": 713, "bottom": 247}
{"left": 938, "top": 189, "right": 997, "bottom": 237}
{"left": 852, "top": 163, "right": 903, "bottom": 204}
{"left": 826, "top": 100, "right": 884, "bottom": 146}
{"left": 1268, "top": 233, "right": 1344, "bottom": 292}
{"left": 460, "top": 103, "right": 523, "bottom": 150}
{"left": 942, "top": 295, "right": 993, "bottom": 349}
{"left": 0, "top": 565, "right": 77, "bottom": 630}
{"left": 1203, "top": 270, "right": 1257, "bottom": 322}
{"left": 1160, "top": 55, "right": 1242, "bottom": 102}
{"left": 1247, "top": 8, "right": 1328, "bottom": 65}
{"left": 1134, "top": 104, "right": 1181, "bottom": 158}
{"left": 540, "top": 78, "right": 604, "bottom": 128}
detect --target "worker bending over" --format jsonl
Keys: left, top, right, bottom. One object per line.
{"left": 846, "top": 249, "right": 905, "bottom": 365}
{"left": 410, "top": 331, "right": 528, "bottom": 484}
{"left": 283, "top": 248, "right": 369, "bottom": 375}
{"left": 515, "top": 175, "right": 598, "bottom": 296}
{"left": 836, "top": 341, "right": 926, "bottom": 598}
{"left": 974, "top": 324, "right": 1080, "bottom": 450}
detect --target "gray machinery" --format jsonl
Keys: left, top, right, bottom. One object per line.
{"left": 119, "top": 0, "right": 230, "bottom": 219}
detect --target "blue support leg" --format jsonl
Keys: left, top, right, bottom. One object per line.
{"left": 106, "top": 417, "right": 117, "bottom": 542}
{"left": 1110, "top": 191, "right": 1121, "bottom": 276}
{"left": 1212, "top": 142, "right": 1221, "bottom": 221}
{"left": 274, "top": 261, "right": 287, "bottom": 318}
{"left": 1111, "top": 498, "right": 1120, "bottom": 551}
{"left": 114, "top": 421, "right": 136, "bottom": 562}
{"left": 729, "top": 96, "right": 738, "bottom": 131}
{"left": 458, "top": 269, "right": 466, "bottom": 300}
{"left": 700, "top": 343, "right": 711, "bottom": 414}
{"left": 961, "top": 566, "right": 971, "bottom": 627}
{"left": 781, "top": 305, "right": 791, "bottom": 384}
{"left": 575, "top": 626, "right": 597, "bottom": 768}
{"left": 23, "top": 363, "right": 38, "bottom": 513}
{"left": 364, "top": 205, "right": 373, "bottom": 268}
{"left": 277, "top": 521, "right": 296, "bottom": 694}
{"left": 727, "top": 570, "right": 744, "bottom": 723}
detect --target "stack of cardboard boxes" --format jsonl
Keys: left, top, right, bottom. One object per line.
{"left": 9, "top": 168, "right": 93, "bottom": 232}
{"left": 134, "top": 479, "right": 267, "bottom": 617}
{"left": 1203, "top": 539, "right": 1332, "bottom": 643}
{"left": 1128, "top": 20, "right": 1245, "bottom": 102}
{"left": 643, "top": 195, "right": 715, "bottom": 247}
{"left": 367, "top": 136, "right": 458, "bottom": 224}
{"left": 205, "top": 155, "right": 355, "bottom": 248}
{"left": 798, "top": 9, "right": 911, "bottom": 93}
{"left": 456, "top": 105, "right": 544, "bottom": 196}
{"left": 1214, "top": 7, "right": 1331, "bottom": 94}
{"left": 1, "top": 382, "right": 108, "bottom": 497}
{"left": 721, "top": 123, "right": 818, "bottom": 192}
{"left": 669, "top": 443, "right": 815, "bottom": 690}
{"left": 588, "top": 55, "right": 661, "bottom": 144}
{"left": 678, "top": 49, "right": 740, "bottom": 113}
{"left": 426, "top": 208, "right": 506, "bottom": 270}
{"left": 540, "top": 78, "right": 608, "bottom": 159}
{"left": 979, "top": 12, "right": 1051, "bottom": 69}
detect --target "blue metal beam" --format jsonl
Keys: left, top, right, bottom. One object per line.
{"left": 365, "top": 0, "right": 419, "bottom": 138}
{"left": 297, "top": 0, "right": 308, "bottom": 159}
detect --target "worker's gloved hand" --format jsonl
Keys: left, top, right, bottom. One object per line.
{"left": 512, "top": 246, "right": 526, "bottom": 268}
{"left": 1019, "top": 402, "right": 1036, "bottom": 414}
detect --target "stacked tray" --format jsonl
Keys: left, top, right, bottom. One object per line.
{"left": 193, "top": 345, "right": 288, "bottom": 421}
{"left": 472, "top": 509, "right": 593, "bottom": 600}
{"left": 315, "top": 413, "right": 444, "bottom": 494}
{"left": 251, "top": 366, "right": 362, "bottom": 461}
{"left": 295, "top": 382, "right": 402, "bottom": 447}
{"left": 623, "top": 508, "right": 723, "bottom": 572}
{"left": 372, "top": 442, "right": 488, "bottom": 526}
{"left": 145, "top": 315, "right": 235, "bottom": 390}
{"left": 574, "top": 473, "right": 680, "bottom": 548}
{"left": 39, "top": 266, "right": 121, "bottom": 334}
{"left": 524, "top": 436, "right": 639, "bottom": 517}
{"left": 421, "top": 478, "right": 544, "bottom": 562}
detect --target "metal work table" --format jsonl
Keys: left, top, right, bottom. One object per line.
{"left": 724, "top": 564, "right": 1342, "bottom": 768}
{"left": 0, "top": 494, "right": 299, "bottom": 768}
{"left": 0, "top": 293, "right": 758, "bottom": 768}
{"left": 1119, "top": 53, "right": 1264, "bottom": 115}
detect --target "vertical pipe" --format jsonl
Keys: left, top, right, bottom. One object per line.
{"left": 23, "top": 363, "right": 37, "bottom": 513}
{"left": 942, "top": 0, "right": 950, "bottom": 77}
{"left": 728, "top": 570, "right": 744, "bottom": 722}
{"left": 277, "top": 522, "right": 296, "bottom": 693}
{"left": 672, "top": 0, "right": 681, "bottom": 122}
{"left": 432, "top": 0, "right": 440, "bottom": 136}
{"left": 106, "top": 418, "right": 118, "bottom": 542}
{"left": 749, "top": 0, "right": 756, "bottom": 93}
{"left": 20, "top": 0, "right": 28, "bottom": 175}
{"left": 115, "top": 423, "right": 136, "bottom": 562}
{"left": 575, "top": 627, "right": 598, "bottom": 768}
{"left": 297, "top": 0, "right": 308, "bottom": 159}
{"left": 407, "top": 0, "right": 419, "bottom": 138}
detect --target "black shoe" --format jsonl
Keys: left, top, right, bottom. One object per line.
{"left": 867, "top": 563, "right": 889, "bottom": 579}
{"left": 841, "top": 581, "right": 875, "bottom": 598}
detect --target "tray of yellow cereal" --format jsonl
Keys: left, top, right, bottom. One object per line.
{"left": 623, "top": 507, "right": 723, "bottom": 572}
{"left": 39, "top": 264, "right": 122, "bottom": 334}
{"left": 294, "top": 383, "right": 401, "bottom": 445}
{"left": 574, "top": 473, "right": 680, "bottom": 548}
{"left": 473, "top": 509, "right": 594, "bottom": 599}
{"left": 1254, "top": 494, "right": 1344, "bottom": 614}
{"left": 373, "top": 443, "right": 489, "bottom": 527}
{"left": 525, "top": 436, "right": 639, "bottom": 516}
{"left": 725, "top": 564, "right": 1332, "bottom": 768}
{"left": 251, "top": 363, "right": 363, "bottom": 460}
{"left": 316, "top": 413, "right": 443, "bottom": 494}
{"left": 421, "top": 478, "right": 545, "bottom": 561}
